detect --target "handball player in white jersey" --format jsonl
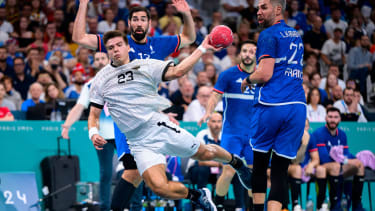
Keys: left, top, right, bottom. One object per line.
{"left": 88, "top": 31, "right": 252, "bottom": 211}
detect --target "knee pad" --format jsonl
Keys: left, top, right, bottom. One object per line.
{"left": 268, "top": 153, "right": 291, "bottom": 203}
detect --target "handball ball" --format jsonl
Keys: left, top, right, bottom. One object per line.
{"left": 208, "top": 25, "right": 234, "bottom": 48}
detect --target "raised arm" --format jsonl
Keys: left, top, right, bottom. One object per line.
{"left": 72, "top": 0, "right": 99, "bottom": 50}
{"left": 198, "top": 92, "right": 222, "bottom": 126}
{"left": 172, "top": 0, "right": 196, "bottom": 47}
{"left": 163, "top": 37, "right": 220, "bottom": 81}
{"left": 88, "top": 106, "right": 107, "bottom": 150}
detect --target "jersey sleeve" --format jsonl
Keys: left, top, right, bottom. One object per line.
{"left": 96, "top": 34, "right": 107, "bottom": 53}
{"left": 147, "top": 59, "right": 175, "bottom": 83}
{"left": 89, "top": 74, "right": 105, "bottom": 107}
{"left": 307, "top": 134, "right": 318, "bottom": 153}
{"left": 154, "top": 35, "right": 180, "bottom": 57}
{"left": 77, "top": 82, "right": 91, "bottom": 109}
{"left": 341, "top": 132, "right": 351, "bottom": 157}
{"left": 256, "top": 32, "right": 277, "bottom": 62}
{"left": 213, "top": 71, "right": 228, "bottom": 94}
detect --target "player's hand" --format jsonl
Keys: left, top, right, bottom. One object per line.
{"left": 61, "top": 125, "right": 70, "bottom": 139}
{"left": 198, "top": 113, "right": 210, "bottom": 127}
{"left": 91, "top": 134, "right": 107, "bottom": 150}
{"left": 172, "top": 0, "right": 190, "bottom": 14}
{"left": 241, "top": 77, "right": 251, "bottom": 93}
{"left": 167, "top": 112, "right": 180, "bottom": 126}
{"left": 305, "top": 164, "right": 314, "bottom": 176}
{"left": 201, "top": 36, "right": 223, "bottom": 52}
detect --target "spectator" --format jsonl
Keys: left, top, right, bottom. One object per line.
{"left": 205, "top": 63, "right": 218, "bottom": 85}
{"left": 237, "top": 19, "right": 251, "bottom": 42}
{"left": 188, "top": 112, "right": 223, "bottom": 189}
{"left": 306, "top": 88, "right": 326, "bottom": 122}
{"left": 11, "top": 16, "right": 33, "bottom": 53}
{"left": 65, "top": 21, "right": 80, "bottom": 57}
{"left": 159, "top": 3, "right": 182, "bottom": 34}
{"left": 87, "top": 0, "right": 103, "bottom": 18}
{"left": 169, "top": 79, "right": 195, "bottom": 120}
{"left": 323, "top": 7, "right": 348, "bottom": 38}
{"left": 303, "top": 15, "right": 327, "bottom": 56}
{"left": 0, "top": 81, "right": 16, "bottom": 111}
{"left": 220, "top": 0, "right": 248, "bottom": 31}
{"left": 183, "top": 85, "right": 211, "bottom": 122}
{"left": 27, "top": 27, "right": 49, "bottom": 56}
{"left": 21, "top": 82, "right": 44, "bottom": 112}
{"left": 87, "top": 16, "right": 99, "bottom": 34}
{"left": 24, "top": 47, "right": 42, "bottom": 78}
{"left": 320, "top": 28, "right": 346, "bottom": 77}
{"left": 30, "top": 0, "right": 47, "bottom": 26}
{"left": 12, "top": 57, "right": 35, "bottom": 100}
{"left": 304, "top": 53, "right": 319, "bottom": 74}
{"left": 302, "top": 81, "right": 310, "bottom": 100}
{"left": 309, "top": 72, "right": 328, "bottom": 104}
{"left": 343, "top": 27, "right": 358, "bottom": 53}
{"left": 346, "top": 79, "right": 364, "bottom": 105}
{"left": 290, "top": 0, "right": 307, "bottom": 32}
{"left": 44, "top": 55, "right": 68, "bottom": 90}
{"left": 193, "top": 50, "right": 222, "bottom": 75}
{"left": 0, "top": 7, "right": 14, "bottom": 34}
{"left": 319, "top": 64, "right": 345, "bottom": 90}
{"left": 239, "top": 0, "right": 257, "bottom": 30}
{"left": 333, "top": 88, "right": 367, "bottom": 122}
{"left": 44, "top": 22, "right": 57, "bottom": 48}
{"left": 194, "top": 71, "right": 211, "bottom": 94}
{"left": 220, "top": 44, "right": 238, "bottom": 71}
{"left": 64, "top": 63, "right": 85, "bottom": 99}
{"left": 207, "top": 11, "right": 223, "bottom": 33}
{"left": 348, "top": 35, "right": 372, "bottom": 102}
{"left": 53, "top": 9, "right": 68, "bottom": 34}
{"left": 45, "top": 82, "right": 65, "bottom": 120}
{"left": 5, "top": 0, "right": 19, "bottom": 25}
{"left": 98, "top": 8, "right": 116, "bottom": 34}
{"left": 0, "top": 46, "right": 14, "bottom": 78}
{"left": 1, "top": 76, "right": 22, "bottom": 110}
{"left": 76, "top": 47, "right": 93, "bottom": 74}
{"left": 116, "top": 19, "right": 129, "bottom": 35}
{"left": 323, "top": 72, "right": 338, "bottom": 102}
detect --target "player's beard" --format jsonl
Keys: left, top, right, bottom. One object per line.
{"left": 241, "top": 57, "right": 255, "bottom": 73}
{"left": 258, "top": 13, "right": 276, "bottom": 29}
{"left": 131, "top": 26, "right": 148, "bottom": 42}
{"left": 327, "top": 121, "right": 338, "bottom": 130}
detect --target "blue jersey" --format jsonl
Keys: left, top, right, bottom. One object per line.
{"left": 97, "top": 34, "right": 180, "bottom": 60}
{"left": 301, "top": 133, "right": 318, "bottom": 166}
{"left": 255, "top": 20, "right": 305, "bottom": 105}
{"left": 312, "top": 126, "right": 354, "bottom": 164}
{"left": 214, "top": 65, "right": 254, "bottom": 135}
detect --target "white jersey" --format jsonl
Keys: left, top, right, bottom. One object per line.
{"left": 78, "top": 80, "right": 114, "bottom": 139}
{"left": 90, "top": 59, "right": 174, "bottom": 133}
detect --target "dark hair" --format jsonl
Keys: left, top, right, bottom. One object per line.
{"left": 333, "top": 27, "right": 343, "bottom": 33}
{"left": 27, "top": 47, "right": 40, "bottom": 55}
{"left": 309, "top": 72, "right": 321, "bottom": 81}
{"left": 343, "top": 87, "right": 354, "bottom": 95}
{"left": 239, "top": 40, "right": 257, "bottom": 49}
{"left": 326, "top": 106, "right": 341, "bottom": 115}
{"left": 103, "top": 30, "right": 128, "bottom": 46}
{"left": 129, "top": 6, "right": 150, "bottom": 21}
{"left": 0, "top": 46, "right": 7, "bottom": 52}
{"left": 13, "top": 57, "right": 24, "bottom": 64}
{"left": 307, "top": 87, "right": 321, "bottom": 104}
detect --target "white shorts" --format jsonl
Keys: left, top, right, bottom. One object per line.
{"left": 125, "top": 112, "right": 201, "bottom": 176}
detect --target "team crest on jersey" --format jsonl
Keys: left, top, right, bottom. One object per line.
{"left": 129, "top": 48, "right": 136, "bottom": 53}
{"left": 150, "top": 45, "right": 155, "bottom": 54}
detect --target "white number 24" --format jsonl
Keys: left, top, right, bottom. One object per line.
{"left": 3, "top": 190, "right": 27, "bottom": 204}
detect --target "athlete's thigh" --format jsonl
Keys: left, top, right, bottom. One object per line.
{"left": 274, "top": 104, "right": 306, "bottom": 159}
{"left": 221, "top": 133, "right": 242, "bottom": 155}
{"left": 251, "top": 104, "right": 282, "bottom": 153}
{"left": 131, "top": 146, "right": 166, "bottom": 176}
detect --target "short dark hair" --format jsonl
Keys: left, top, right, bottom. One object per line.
{"left": 333, "top": 27, "right": 343, "bottom": 33}
{"left": 13, "top": 57, "right": 24, "bottom": 64}
{"left": 343, "top": 87, "right": 354, "bottom": 95}
{"left": 129, "top": 6, "right": 150, "bottom": 21}
{"left": 309, "top": 72, "right": 321, "bottom": 81}
{"left": 0, "top": 46, "right": 7, "bottom": 52}
{"left": 103, "top": 30, "right": 128, "bottom": 46}
{"left": 326, "top": 107, "right": 341, "bottom": 115}
{"left": 239, "top": 40, "right": 257, "bottom": 49}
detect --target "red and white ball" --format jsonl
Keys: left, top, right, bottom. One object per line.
{"left": 208, "top": 25, "right": 234, "bottom": 48}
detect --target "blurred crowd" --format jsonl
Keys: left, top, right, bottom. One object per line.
{"left": 0, "top": 0, "right": 375, "bottom": 122}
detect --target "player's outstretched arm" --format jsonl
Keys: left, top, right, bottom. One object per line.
{"left": 72, "top": 0, "right": 99, "bottom": 50}
{"left": 61, "top": 103, "right": 85, "bottom": 139}
{"left": 198, "top": 92, "right": 222, "bottom": 127}
{"left": 164, "top": 36, "right": 222, "bottom": 81}
{"left": 88, "top": 106, "right": 107, "bottom": 150}
{"left": 172, "top": 0, "right": 196, "bottom": 47}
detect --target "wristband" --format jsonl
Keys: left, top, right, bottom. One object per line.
{"left": 198, "top": 45, "right": 207, "bottom": 54}
{"left": 246, "top": 76, "right": 252, "bottom": 84}
{"left": 89, "top": 127, "right": 99, "bottom": 140}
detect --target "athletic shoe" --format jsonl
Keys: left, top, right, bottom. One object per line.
{"left": 319, "top": 203, "right": 329, "bottom": 211}
{"left": 233, "top": 156, "right": 252, "bottom": 190}
{"left": 293, "top": 204, "right": 303, "bottom": 211}
{"left": 196, "top": 188, "right": 217, "bottom": 211}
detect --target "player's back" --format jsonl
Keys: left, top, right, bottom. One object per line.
{"left": 255, "top": 20, "right": 305, "bottom": 105}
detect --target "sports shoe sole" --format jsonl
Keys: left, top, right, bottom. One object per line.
{"left": 202, "top": 188, "right": 217, "bottom": 211}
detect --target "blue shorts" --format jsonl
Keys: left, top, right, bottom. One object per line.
{"left": 221, "top": 133, "right": 253, "bottom": 165}
{"left": 250, "top": 103, "right": 306, "bottom": 159}
{"left": 114, "top": 122, "right": 130, "bottom": 159}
